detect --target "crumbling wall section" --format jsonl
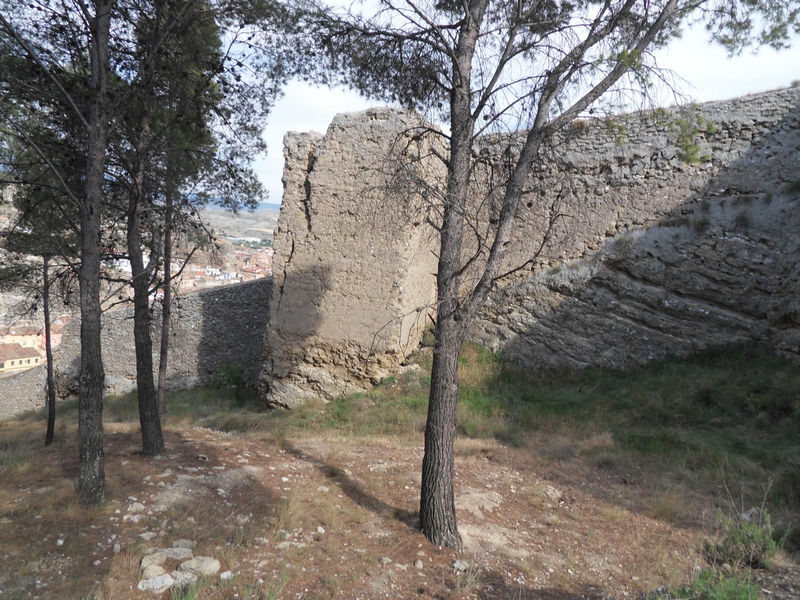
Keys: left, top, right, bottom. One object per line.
{"left": 470, "top": 88, "right": 800, "bottom": 367}
{"left": 260, "top": 108, "right": 443, "bottom": 407}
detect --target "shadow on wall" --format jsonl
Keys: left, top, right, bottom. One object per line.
{"left": 194, "top": 279, "right": 273, "bottom": 390}
{"left": 260, "top": 265, "right": 330, "bottom": 408}
{"left": 473, "top": 95, "right": 800, "bottom": 370}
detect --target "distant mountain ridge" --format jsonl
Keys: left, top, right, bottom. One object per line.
{"left": 200, "top": 204, "right": 279, "bottom": 241}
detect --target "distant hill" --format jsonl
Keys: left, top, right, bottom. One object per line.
{"left": 200, "top": 205, "right": 280, "bottom": 241}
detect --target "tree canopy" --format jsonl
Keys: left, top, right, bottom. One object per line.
{"left": 0, "top": 0, "right": 307, "bottom": 503}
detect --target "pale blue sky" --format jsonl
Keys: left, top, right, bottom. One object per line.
{"left": 254, "top": 24, "right": 800, "bottom": 205}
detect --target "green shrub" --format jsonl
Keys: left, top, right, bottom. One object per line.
{"left": 671, "top": 111, "right": 713, "bottom": 164}
{"left": 649, "top": 569, "right": 759, "bottom": 600}
{"left": 214, "top": 362, "right": 248, "bottom": 405}
{"left": 691, "top": 569, "right": 759, "bottom": 600}
{"left": 702, "top": 509, "right": 779, "bottom": 568}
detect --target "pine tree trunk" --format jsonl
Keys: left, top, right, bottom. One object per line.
{"left": 78, "top": 202, "right": 106, "bottom": 505}
{"left": 156, "top": 185, "right": 173, "bottom": 423}
{"left": 420, "top": 314, "right": 465, "bottom": 548}
{"left": 417, "top": 0, "right": 485, "bottom": 546}
{"left": 129, "top": 258, "right": 164, "bottom": 456}
{"left": 128, "top": 163, "right": 164, "bottom": 456}
{"left": 418, "top": 2, "right": 488, "bottom": 548}
{"left": 77, "top": 0, "right": 111, "bottom": 506}
{"left": 43, "top": 256, "right": 56, "bottom": 446}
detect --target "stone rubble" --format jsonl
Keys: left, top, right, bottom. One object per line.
{"left": 134, "top": 536, "right": 227, "bottom": 594}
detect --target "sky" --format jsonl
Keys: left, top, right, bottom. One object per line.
{"left": 254, "top": 23, "right": 800, "bottom": 205}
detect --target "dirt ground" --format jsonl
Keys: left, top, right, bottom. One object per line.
{"left": 0, "top": 423, "right": 797, "bottom": 599}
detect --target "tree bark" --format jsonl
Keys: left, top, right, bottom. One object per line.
{"left": 418, "top": 0, "right": 488, "bottom": 549}
{"left": 127, "top": 202, "right": 164, "bottom": 456}
{"left": 156, "top": 182, "right": 174, "bottom": 423}
{"left": 43, "top": 255, "right": 56, "bottom": 446}
{"left": 420, "top": 313, "right": 465, "bottom": 548}
{"left": 128, "top": 113, "right": 164, "bottom": 457}
{"left": 77, "top": 0, "right": 111, "bottom": 506}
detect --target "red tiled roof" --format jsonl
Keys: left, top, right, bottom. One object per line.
{"left": 0, "top": 343, "right": 41, "bottom": 361}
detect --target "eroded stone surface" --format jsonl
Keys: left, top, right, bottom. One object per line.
{"left": 140, "top": 552, "right": 167, "bottom": 569}
{"left": 158, "top": 547, "right": 193, "bottom": 561}
{"left": 141, "top": 564, "right": 166, "bottom": 579}
{"left": 179, "top": 556, "right": 220, "bottom": 576}
{"left": 137, "top": 574, "right": 174, "bottom": 593}
{"left": 171, "top": 570, "right": 198, "bottom": 588}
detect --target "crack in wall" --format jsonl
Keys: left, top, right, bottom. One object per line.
{"left": 302, "top": 150, "right": 316, "bottom": 233}
{"left": 276, "top": 236, "right": 295, "bottom": 313}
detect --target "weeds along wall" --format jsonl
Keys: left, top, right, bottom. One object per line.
{"left": 0, "top": 278, "right": 271, "bottom": 419}
{"left": 260, "top": 87, "right": 800, "bottom": 406}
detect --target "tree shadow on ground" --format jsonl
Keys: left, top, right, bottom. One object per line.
{"left": 280, "top": 440, "right": 419, "bottom": 529}
{"left": 37, "top": 426, "right": 283, "bottom": 597}
{"left": 476, "top": 570, "right": 611, "bottom": 600}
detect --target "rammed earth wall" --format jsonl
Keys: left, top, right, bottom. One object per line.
{"left": 259, "top": 110, "right": 443, "bottom": 407}
{"left": 260, "top": 87, "right": 800, "bottom": 405}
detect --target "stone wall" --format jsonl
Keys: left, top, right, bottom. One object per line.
{"left": 3, "top": 89, "right": 798, "bottom": 417}
{"left": 0, "top": 278, "right": 271, "bottom": 420}
{"left": 471, "top": 193, "right": 800, "bottom": 369}
{"left": 470, "top": 88, "right": 800, "bottom": 367}
{"left": 261, "top": 87, "right": 800, "bottom": 403}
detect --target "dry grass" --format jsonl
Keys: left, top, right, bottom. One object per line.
{"left": 649, "top": 488, "right": 685, "bottom": 524}
{"left": 0, "top": 419, "right": 767, "bottom": 600}
{"left": 452, "top": 563, "right": 483, "bottom": 597}
{"left": 272, "top": 487, "right": 303, "bottom": 537}
{"left": 1, "top": 343, "right": 797, "bottom": 598}
{"left": 648, "top": 541, "right": 695, "bottom": 590}
{"left": 598, "top": 505, "right": 626, "bottom": 523}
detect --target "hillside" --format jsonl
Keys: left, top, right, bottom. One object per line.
{"left": 200, "top": 205, "right": 280, "bottom": 242}
{"left": 1, "top": 344, "right": 797, "bottom": 599}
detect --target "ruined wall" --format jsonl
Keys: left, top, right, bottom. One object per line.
{"left": 262, "top": 87, "right": 800, "bottom": 403}
{"left": 470, "top": 88, "right": 800, "bottom": 367}
{"left": 472, "top": 194, "right": 800, "bottom": 369}
{"left": 0, "top": 278, "right": 271, "bottom": 420}
{"left": 5, "top": 89, "right": 795, "bottom": 417}
{"left": 260, "top": 109, "right": 443, "bottom": 407}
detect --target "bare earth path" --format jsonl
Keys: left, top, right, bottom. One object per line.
{"left": 0, "top": 423, "right": 797, "bottom": 599}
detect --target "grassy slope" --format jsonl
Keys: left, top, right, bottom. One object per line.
{"left": 4, "top": 342, "right": 799, "bottom": 551}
